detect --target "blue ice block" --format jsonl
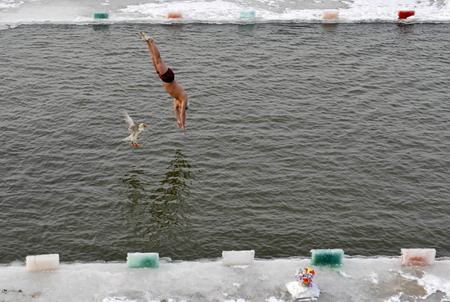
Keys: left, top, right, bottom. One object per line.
{"left": 93, "top": 12, "right": 109, "bottom": 19}
{"left": 127, "top": 252, "right": 159, "bottom": 269}
{"left": 310, "top": 249, "right": 344, "bottom": 266}
{"left": 240, "top": 11, "right": 256, "bottom": 19}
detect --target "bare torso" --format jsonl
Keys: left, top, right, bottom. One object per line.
{"left": 163, "top": 80, "right": 188, "bottom": 103}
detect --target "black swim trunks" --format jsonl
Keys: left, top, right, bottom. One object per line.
{"left": 157, "top": 68, "right": 175, "bottom": 83}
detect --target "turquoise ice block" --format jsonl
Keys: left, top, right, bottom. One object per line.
{"left": 240, "top": 11, "right": 256, "bottom": 19}
{"left": 127, "top": 252, "right": 159, "bottom": 269}
{"left": 310, "top": 249, "right": 344, "bottom": 266}
{"left": 93, "top": 12, "right": 109, "bottom": 19}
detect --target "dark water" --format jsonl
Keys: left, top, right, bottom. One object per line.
{"left": 1, "top": 23, "right": 449, "bottom": 263}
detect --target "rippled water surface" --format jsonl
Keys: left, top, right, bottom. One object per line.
{"left": 1, "top": 23, "right": 449, "bottom": 262}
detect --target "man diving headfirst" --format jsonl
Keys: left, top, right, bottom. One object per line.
{"left": 139, "top": 32, "right": 189, "bottom": 134}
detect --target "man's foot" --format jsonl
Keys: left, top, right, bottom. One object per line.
{"left": 138, "top": 32, "right": 153, "bottom": 42}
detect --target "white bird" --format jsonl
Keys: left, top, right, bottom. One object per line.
{"left": 123, "top": 112, "right": 148, "bottom": 148}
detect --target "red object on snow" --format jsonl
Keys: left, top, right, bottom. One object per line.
{"left": 167, "top": 13, "right": 183, "bottom": 19}
{"left": 398, "top": 11, "right": 415, "bottom": 19}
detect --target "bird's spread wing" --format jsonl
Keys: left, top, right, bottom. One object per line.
{"left": 124, "top": 112, "right": 135, "bottom": 128}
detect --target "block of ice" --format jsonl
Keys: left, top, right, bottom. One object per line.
{"left": 240, "top": 11, "right": 256, "bottom": 19}
{"left": 401, "top": 248, "right": 436, "bottom": 266}
{"left": 26, "top": 254, "right": 59, "bottom": 272}
{"left": 167, "top": 12, "right": 183, "bottom": 19}
{"left": 127, "top": 252, "right": 159, "bottom": 269}
{"left": 310, "top": 249, "right": 344, "bottom": 267}
{"left": 322, "top": 10, "right": 339, "bottom": 20}
{"left": 93, "top": 12, "right": 109, "bottom": 19}
{"left": 222, "top": 250, "right": 255, "bottom": 266}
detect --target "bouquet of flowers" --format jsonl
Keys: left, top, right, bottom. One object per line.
{"left": 295, "top": 267, "right": 315, "bottom": 288}
{"left": 286, "top": 267, "right": 320, "bottom": 299}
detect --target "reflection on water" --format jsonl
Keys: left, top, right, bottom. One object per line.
{"left": 321, "top": 23, "right": 338, "bottom": 30}
{"left": 122, "top": 150, "right": 192, "bottom": 247}
{"left": 92, "top": 24, "right": 110, "bottom": 32}
{"left": 122, "top": 168, "right": 146, "bottom": 203}
{"left": 396, "top": 23, "right": 415, "bottom": 35}
{"left": 238, "top": 24, "right": 256, "bottom": 32}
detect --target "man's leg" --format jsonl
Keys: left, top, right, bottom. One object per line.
{"left": 173, "top": 100, "right": 182, "bottom": 128}
{"left": 173, "top": 99, "right": 186, "bottom": 134}
{"left": 179, "top": 102, "right": 186, "bottom": 133}
{"left": 142, "top": 36, "right": 169, "bottom": 75}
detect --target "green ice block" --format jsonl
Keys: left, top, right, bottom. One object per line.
{"left": 127, "top": 252, "right": 159, "bottom": 269}
{"left": 93, "top": 12, "right": 109, "bottom": 19}
{"left": 310, "top": 249, "right": 344, "bottom": 267}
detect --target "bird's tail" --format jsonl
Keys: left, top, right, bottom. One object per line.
{"left": 123, "top": 135, "right": 133, "bottom": 142}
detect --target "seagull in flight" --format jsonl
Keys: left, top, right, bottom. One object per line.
{"left": 123, "top": 112, "right": 148, "bottom": 148}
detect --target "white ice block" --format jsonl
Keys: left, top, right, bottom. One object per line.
{"left": 222, "top": 250, "right": 255, "bottom": 266}
{"left": 401, "top": 248, "right": 436, "bottom": 266}
{"left": 26, "top": 254, "right": 59, "bottom": 272}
